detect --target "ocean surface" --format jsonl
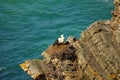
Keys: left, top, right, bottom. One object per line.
{"left": 0, "top": 0, "right": 113, "bottom": 80}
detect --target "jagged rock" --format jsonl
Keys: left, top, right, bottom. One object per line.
{"left": 42, "top": 41, "right": 80, "bottom": 80}
{"left": 20, "top": 60, "right": 49, "bottom": 80}
{"left": 78, "top": 20, "right": 120, "bottom": 80}
{"left": 20, "top": 0, "right": 120, "bottom": 80}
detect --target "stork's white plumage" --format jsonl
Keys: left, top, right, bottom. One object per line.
{"left": 58, "top": 34, "right": 64, "bottom": 43}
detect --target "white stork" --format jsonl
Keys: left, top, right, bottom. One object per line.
{"left": 58, "top": 34, "right": 64, "bottom": 43}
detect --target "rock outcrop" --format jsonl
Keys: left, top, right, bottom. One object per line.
{"left": 20, "top": 0, "right": 120, "bottom": 80}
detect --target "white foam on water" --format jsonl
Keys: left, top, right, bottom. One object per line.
{"left": 0, "top": 67, "right": 7, "bottom": 71}
{"left": 101, "top": 0, "right": 113, "bottom": 6}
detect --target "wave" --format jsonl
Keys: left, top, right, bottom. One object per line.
{"left": 99, "top": 0, "right": 113, "bottom": 7}
{"left": 0, "top": 67, "right": 7, "bottom": 71}
{"left": 102, "top": 0, "right": 113, "bottom": 4}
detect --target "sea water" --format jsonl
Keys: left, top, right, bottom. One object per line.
{"left": 0, "top": 0, "right": 113, "bottom": 80}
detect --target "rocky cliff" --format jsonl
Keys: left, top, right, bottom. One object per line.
{"left": 20, "top": 0, "right": 120, "bottom": 80}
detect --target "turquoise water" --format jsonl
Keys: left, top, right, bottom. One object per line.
{"left": 0, "top": 0, "right": 113, "bottom": 80}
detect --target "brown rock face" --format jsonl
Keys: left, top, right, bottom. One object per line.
{"left": 20, "top": 60, "right": 49, "bottom": 80}
{"left": 20, "top": 0, "right": 120, "bottom": 80}
{"left": 78, "top": 20, "right": 120, "bottom": 80}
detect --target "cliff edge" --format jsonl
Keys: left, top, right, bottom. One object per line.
{"left": 20, "top": 0, "right": 120, "bottom": 80}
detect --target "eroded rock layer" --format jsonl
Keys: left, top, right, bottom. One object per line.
{"left": 78, "top": 20, "right": 120, "bottom": 80}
